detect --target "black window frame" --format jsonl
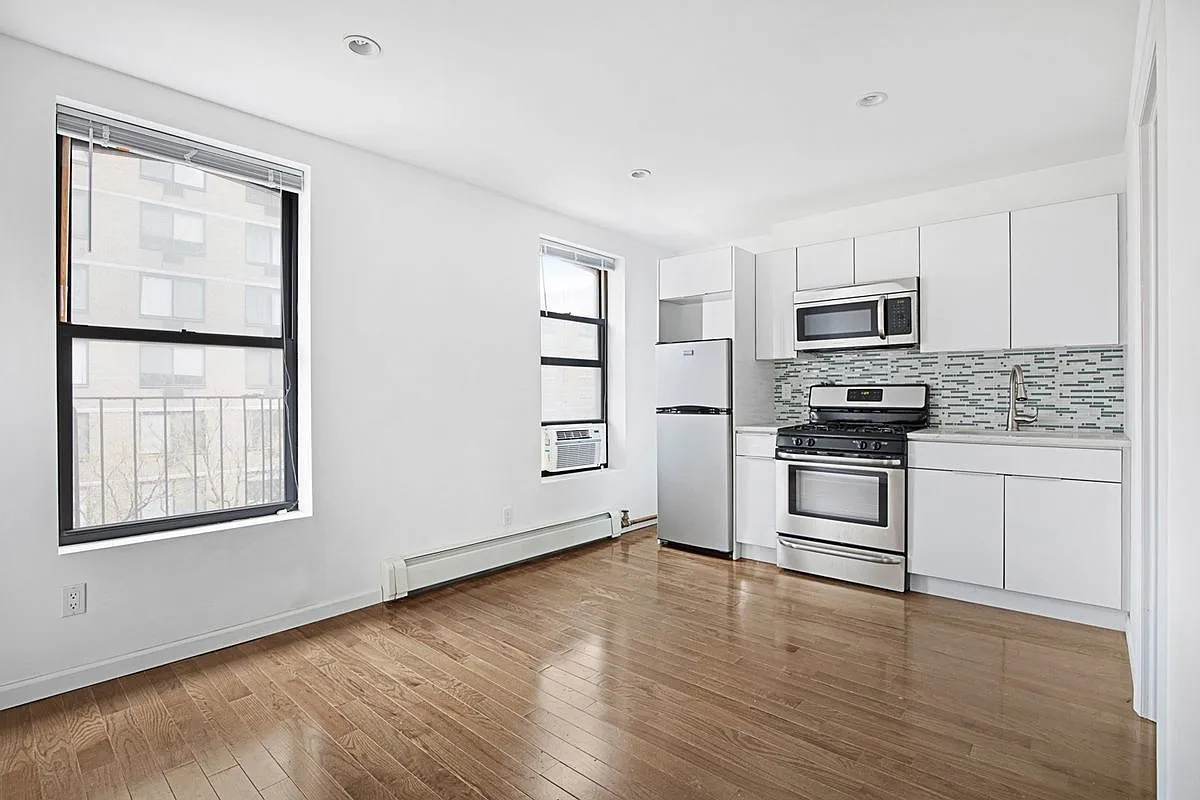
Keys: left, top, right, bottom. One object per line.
{"left": 56, "top": 136, "right": 301, "bottom": 546}
{"left": 539, "top": 242, "right": 609, "bottom": 474}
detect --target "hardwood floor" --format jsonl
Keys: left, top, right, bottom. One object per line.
{"left": 0, "top": 528, "right": 1155, "bottom": 799}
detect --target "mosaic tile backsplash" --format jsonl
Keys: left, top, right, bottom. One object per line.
{"left": 774, "top": 346, "right": 1125, "bottom": 432}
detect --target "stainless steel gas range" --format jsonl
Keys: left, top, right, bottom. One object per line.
{"left": 775, "top": 384, "right": 928, "bottom": 592}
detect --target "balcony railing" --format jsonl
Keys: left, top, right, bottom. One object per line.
{"left": 70, "top": 394, "right": 286, "bottom": 530}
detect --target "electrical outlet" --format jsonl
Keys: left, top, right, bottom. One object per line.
{"left": 782, "top": 384, "right": 793, "bottom": 401}
{"left": 62, "top": 583, "right": 86, "bottom": 617}
{"left": 502, "top": 506, "right": 513, "bottom": 527}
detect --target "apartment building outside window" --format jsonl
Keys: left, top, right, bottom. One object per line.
{"left": 56, "top": 104, "right": 303, "bottom": 544}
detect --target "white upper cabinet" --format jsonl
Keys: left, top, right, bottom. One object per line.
{"left": 795, "top": 239, "right": 854, "bottom": 290}
{"left": 853, "top": 228, "right": 919, "bottom": 283}
{"left": 755, "top": 248, "right": 797, "bottom": 360}
{"left": 1010, "top": 195, "right": 1119, "bottom": 348}
{"left": 919, "top": 213, "right": 1011, "bottom": 352}
{"left": 659, "top": 248, "right": 733, "bottom": 300}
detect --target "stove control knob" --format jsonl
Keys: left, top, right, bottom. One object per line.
{"left": 806, "top": 438, "right": 816, "bottom": 447}
{"left": 858, "top": 440, "right": 869, "bottom": 450}
{"left": 872, "top": 441, "right": 883, "bottom": 451}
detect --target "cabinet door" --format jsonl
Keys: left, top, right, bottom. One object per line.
{"left": 795, "top": 239, "right": 854, "bottom": 290}
{"left": 659, "top": 248, "right": 733, "bottom": 300}
{"left": 919, "top": 213, "right": 1010, "bottom": 352}
{"left": 908, "top": 469, "right": 1004, "bottom": 587}
{"left": 1010, "top": 195, "right": 1119, "bottom": 348}
{"left": 854, "top": 228, "right": 919, "bottom": 283}
{"left": 735, "top": 456, "right": 777, "bottom": 549}
{"left": 755, "top": 248, "right": 797, "bottom": 360}
{"left": 1004, "top": 476, "right": 1122, "bottom": 608}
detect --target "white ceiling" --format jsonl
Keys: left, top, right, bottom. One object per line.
{"left": 0, "top": 0, "right": 1138, "bottom": 251}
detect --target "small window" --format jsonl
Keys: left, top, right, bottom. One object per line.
{"left": 245, "top": 224, "right": 282, "bottom": 270}
{"left": 140, "top": 203, "right": 206, "bottom": 255}
{"left": 539, "top": 240, "right": 609, "bottom": 431}
{"left": 139, "top": 345, "right": 205, "bottom": 388}
{"left": 245, "top": 286, "right": 282, "bottom": 328}
{"left": 140, "top": 274, "right": 205, "bottom": 321}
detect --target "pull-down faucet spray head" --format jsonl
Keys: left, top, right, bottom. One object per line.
{"left": 1010, "top": 364, "right": 1028, "bottom": 402}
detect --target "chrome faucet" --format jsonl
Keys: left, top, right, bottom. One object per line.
{"left": 1007, "top": 364, "right": 1039, "bottom": 431}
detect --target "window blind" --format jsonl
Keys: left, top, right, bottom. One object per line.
{"left": 540, "top": 241, "right": 615, "bottom": 271}
{"left": 56, "top": 105, "right": 304, "bottom": 192}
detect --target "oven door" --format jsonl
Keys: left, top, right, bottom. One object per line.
{"left": 775, "top": 452, "right": 906, "bottom": 552}
{"left": 793, "top": 295, "right": 886, "bottom": 351}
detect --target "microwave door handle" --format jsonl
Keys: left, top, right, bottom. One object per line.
{"left": 877, "top": 297, "right": 886, "bottom": 339}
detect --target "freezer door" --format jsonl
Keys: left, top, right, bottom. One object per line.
{"left": 655, "top": 340, "right": 732, "bottom": 410}
{"left": 656, "top": 412, "right": 733, "bottom": 553}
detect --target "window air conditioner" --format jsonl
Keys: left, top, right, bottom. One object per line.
{"left": 541, "top": 424, "right": 607, "bottom": 474}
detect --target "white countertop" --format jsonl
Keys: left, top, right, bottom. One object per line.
{"left": 735, "top": 422, "right": 783, "bottom": 434}
{"left": 908, "top": 427, "right": 1129, "bottom": 449}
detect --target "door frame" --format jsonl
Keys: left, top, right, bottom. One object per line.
{"left": 1127, "top": 29, "right": 1162, "bottom": 722}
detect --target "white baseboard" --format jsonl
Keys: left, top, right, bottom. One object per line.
{"left": 909, "top": 575, "right": 1127, "bottom": 630}
{"left": 0, "top": 590, "right": 378, "bottom": 711}
{"left": 735, "top": 542, "right": 777, "bottom": 565}
{"left": 381, "top": 514, "right": 613, "bottom": 600}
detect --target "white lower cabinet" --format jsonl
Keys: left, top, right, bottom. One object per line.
{"left": 735, "top": 456, "right": 777, "bottom": 551}
{"left": 908, "top": 469, "right": 1004, "bottom": 587}
{"left": 1003, "top": 476, "right": 1122, "bottom": 608}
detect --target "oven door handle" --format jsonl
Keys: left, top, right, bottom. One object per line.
{"left": 877, "top": 296, "right": 887, "bottom": 339}
{"left": 779, "top": 537, "right": 904, "bottom": 565}
{"left": 776, "top": 452, "right": 903, "bottom": 468}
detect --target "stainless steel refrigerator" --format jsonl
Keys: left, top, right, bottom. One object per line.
{"left": 655, "top": 339, "right": 734, "bottom": 554}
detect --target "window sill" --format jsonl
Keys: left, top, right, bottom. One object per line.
{"left": 58, "top": 508, "right": 311, "bottom": 555}
{"left": 541, "top": 466, "right": 612, "bottom": 484}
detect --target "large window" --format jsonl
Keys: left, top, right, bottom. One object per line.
{"left": 539, "top": 240, "right": 609, "bottom": 428}
{"left": 56, "top": 104, "right": 304, "bottom": 545}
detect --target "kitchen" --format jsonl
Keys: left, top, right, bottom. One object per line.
{"left": 655, "top": 188, "right": 1131, "bottom": 634}
{"left": 1, "top": 1, "right": 1192, "bottom": 797}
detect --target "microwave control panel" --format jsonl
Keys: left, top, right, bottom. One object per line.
{"left": 884, "top": 296, "right": 914, "bottom": 335}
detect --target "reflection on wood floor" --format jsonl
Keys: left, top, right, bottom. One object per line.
{"left": 0, "top": 527, "right": 1155, "bottom": 799}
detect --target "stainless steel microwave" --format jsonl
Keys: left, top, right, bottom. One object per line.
{"left": 793, "top": 278, "right": 919, "bottom": 352}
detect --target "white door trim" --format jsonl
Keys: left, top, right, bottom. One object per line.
{"left": 1126, "top": 8, "right": 1162, "bottom": 723}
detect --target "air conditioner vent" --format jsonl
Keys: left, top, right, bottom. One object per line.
{"left": 542, "top": 424, "right": 607, "bottom": 474}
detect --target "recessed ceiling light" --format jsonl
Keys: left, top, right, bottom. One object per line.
{"left": 344, "top": 35, "right": 382, "bottom": 58}
{"left": 630, "top": 168, "right": 652, "bottom": 180}
{"left": 856, "top": 91, "right": 889, "bottom": 108}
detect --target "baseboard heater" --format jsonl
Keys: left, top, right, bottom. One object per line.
{"left": 380, "top": 513, "right": 617, "bottom": 601}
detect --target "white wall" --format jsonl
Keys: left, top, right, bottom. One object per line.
{"left": 0, "top": 35, "right": 665, "bottom": 707}
{"left": 731, "top": 155, "right": 1126, "bottom": 254}
{"left": 1130, "top": 0, "right": 1200, "bottom": 795}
